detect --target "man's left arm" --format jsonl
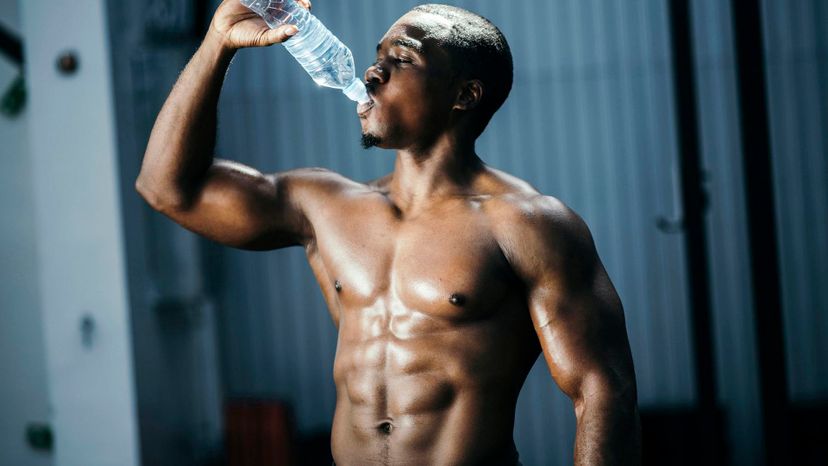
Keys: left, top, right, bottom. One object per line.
{"left": 499, "top": 195, "right": 641, "bottom": 465}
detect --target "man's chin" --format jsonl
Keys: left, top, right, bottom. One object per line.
{"left": 361, "top": 133, "right": 383, "bottom": 149}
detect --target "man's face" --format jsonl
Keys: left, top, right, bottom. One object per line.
{"left": 359, "top": 11, "right": 459, "bottom": 150}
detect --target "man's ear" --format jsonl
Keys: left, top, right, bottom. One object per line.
{"left": 453, "top": 79, "right": 484, "bottom": 111}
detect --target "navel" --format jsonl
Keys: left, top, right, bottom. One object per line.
{"left": 449, "top": 293, "right": 466, "bottom": 306}
{"left": 378, "top": 421, "right": 394, "bottom": 435}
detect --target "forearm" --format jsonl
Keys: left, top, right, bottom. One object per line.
{"left": 136, "top": 29, "right": 236, "bottom": 210}
{"left": 573, "top": 394, "right": 641, "bottom": 466}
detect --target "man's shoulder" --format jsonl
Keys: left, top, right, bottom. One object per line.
{"left": 487, "top": 193, "right": 588, "bottom": 247}
{"left": 278, "top": 167, "right": 376, "bottom": 197}
{"left": 481, "top": 175, "right": 595, "bottom": 282}
{"left": 481, "top": 170, "right": 583, "bottom": 242}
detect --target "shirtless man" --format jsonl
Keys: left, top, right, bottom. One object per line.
{"left": 136, "top": 1, "right": 641, "bottom": 464}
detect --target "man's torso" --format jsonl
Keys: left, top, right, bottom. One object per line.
{"left": 302, "top": 167, "right": 542, "bottom": 465}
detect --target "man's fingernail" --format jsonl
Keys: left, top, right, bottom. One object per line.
{"left": 285, "top": 26, "right": 298, "bottom": 36}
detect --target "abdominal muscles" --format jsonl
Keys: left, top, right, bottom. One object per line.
{"left": 330, "top": 313, "right": 531, "bottom": 464}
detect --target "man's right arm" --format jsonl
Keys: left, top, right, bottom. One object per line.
{"left": 135, "top": 0, "right": 322, "bottom": 250}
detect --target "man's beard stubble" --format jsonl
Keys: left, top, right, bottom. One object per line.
{"left": 361, "top": 132, "right": 382, "bottom": 149}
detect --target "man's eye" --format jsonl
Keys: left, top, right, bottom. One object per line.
{"left": 371, "top": 56, "right": 411, "bottom": 67}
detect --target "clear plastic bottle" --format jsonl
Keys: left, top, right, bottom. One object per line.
{"left": 240, "top": 0, "right": 369, "bottom": 103}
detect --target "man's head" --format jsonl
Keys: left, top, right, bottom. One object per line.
{"left": 359, "top": 4, "right": 513, "bottom": 150}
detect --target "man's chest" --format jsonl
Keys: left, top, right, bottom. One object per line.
{"left": 306, "top": 196, "right": 519, "bottom": 325}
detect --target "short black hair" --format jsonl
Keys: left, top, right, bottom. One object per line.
{"left": 410, "top": 4, "right": 513, "bottom": 138}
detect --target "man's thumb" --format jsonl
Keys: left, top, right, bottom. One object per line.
{"left": 266, "top": 25, "right": 298, "bottom": 45}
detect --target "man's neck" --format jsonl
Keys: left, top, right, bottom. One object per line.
{"left": 388, "top": 134, "right": 484, "bottom": 215}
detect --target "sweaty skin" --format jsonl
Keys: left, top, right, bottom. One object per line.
{"left": 136, "top": 1, "right": 641, "bottom": 465}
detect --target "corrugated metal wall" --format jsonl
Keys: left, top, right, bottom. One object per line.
{"left": 214, "top": 1, "right": 696, "bottom": 464}
{"left": 761, "top": 0, "right": 828, "bottom": 402}
{"left": 690, "top": 1, "right": 763, "bottom": 465}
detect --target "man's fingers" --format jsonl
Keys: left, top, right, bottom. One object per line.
{"left": 297, "top": 0, "right": 312, "bottom": 11}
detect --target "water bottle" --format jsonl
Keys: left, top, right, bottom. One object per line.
{"left": 240, "top": 0, "right": 369, "bottom": 103}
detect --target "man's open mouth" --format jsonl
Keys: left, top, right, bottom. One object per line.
{"left": 358, "top": 82, "right": 378, "bottom": 117}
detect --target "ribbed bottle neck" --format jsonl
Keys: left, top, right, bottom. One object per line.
{"left": 343, "top": 79, "right": 369, "bottom": 103}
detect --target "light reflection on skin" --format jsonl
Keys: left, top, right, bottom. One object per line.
{"left": 352, "top": 293, "right": 442, "bottom": 341}
{"left": 387, "top": 341, "right": 424, "bottom": 373}
{"left": 341, "top": 263, "right": 376, "bottom": 299}
{"left": 405, "top": 278, "right": 444, "bottom": 305}
{"left": 391, "top": 11, "right": 453, "bottom": 43}
{"left": 389, "top": 279, "right": 444, "bottom": 339}
{"left": 390, "top": 312, "right": 439, "bottom": 340}
{"left": 358, "top": 300, "right": 388, "bottom": 339}
{"left": 357, "top": 339, "right": 384, "bottom": 367}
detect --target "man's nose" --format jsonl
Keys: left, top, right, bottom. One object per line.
{"left": 364, "top": 63, "right": 387, "bottom": 85}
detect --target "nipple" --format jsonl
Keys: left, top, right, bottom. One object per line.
{"left": 334, "top": 280, "right": 342, "bottom": 292}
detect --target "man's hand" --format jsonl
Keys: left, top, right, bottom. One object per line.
{"left": 209, "top": 0, "right": 312, "bottom": 49}
{"left": 138, "top": 0, "right": 344, "bottom": 251}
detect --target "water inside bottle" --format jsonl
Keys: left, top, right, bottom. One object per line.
{"left": 241, "top": 0, "right": 369, "bottom": 103}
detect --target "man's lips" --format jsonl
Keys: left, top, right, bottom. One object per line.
{"left": 357, "top": 98, "right": 375, "bottom": 117}
{"left": 358, "top": 82, "right": 377, "bottom": 117}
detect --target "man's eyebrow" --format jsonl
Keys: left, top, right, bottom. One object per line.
{"left": 376, "top": 37, "right": 425, "bottom": 54}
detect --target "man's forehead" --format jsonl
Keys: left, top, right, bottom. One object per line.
{"left": 379, "top": 11, "right": 453, "bottom": 49}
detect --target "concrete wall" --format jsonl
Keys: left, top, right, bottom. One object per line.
{"left": 0, "top": 4, "right": 53, "bottom": 466}
{"left": 18, "top": 0, "right": 140, "bottom": 464}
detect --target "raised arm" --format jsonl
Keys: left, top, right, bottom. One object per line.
{"left": 498, "top": 195, "right": 641, "bottom": 465}
{"left": 135, "top": 0, "right": 322, "bottom": 250}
